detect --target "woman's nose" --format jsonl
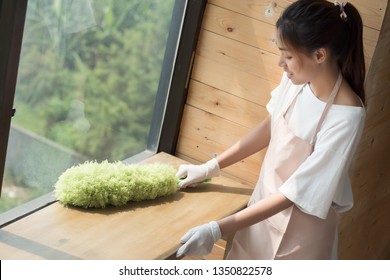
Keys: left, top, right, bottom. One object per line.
{"left": 278, "top": 56, "right": 285, "bottom": 67}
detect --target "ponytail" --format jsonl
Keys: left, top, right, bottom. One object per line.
{"left": 276, "top": 0, "right": 366, "bottom": 104}
{"left": 339, "top": 3, "right": 365, "bottom": 104}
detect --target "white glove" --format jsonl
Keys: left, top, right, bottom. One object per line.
{"left": 176, "top": 221, "right": 222, "bottom": 258}
{"left": 176, "top": 158, "right": 220, "bottom": 189}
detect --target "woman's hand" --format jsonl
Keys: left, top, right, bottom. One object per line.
{"left": 176, "top": 221, "right": 222, "bottom": 258}
{"left": 176, "top": 158, "right": 220, "bottom": 189}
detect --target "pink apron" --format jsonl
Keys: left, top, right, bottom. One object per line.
{"left": 226, "top": 74, "right": 343, "bottom": 260}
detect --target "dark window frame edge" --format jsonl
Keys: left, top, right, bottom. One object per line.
{"left": 147, "top": 0, "right": 189, "bottom": 153}
{"left": 151, "top": 0, "right": 207, "bottom": 155}
{"left": 0, "top": 0, "right": 28, "bottom": 195}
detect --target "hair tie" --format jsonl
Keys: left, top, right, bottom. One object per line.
{"left": 334, "top": 1, "right": 348, "bottom": 21}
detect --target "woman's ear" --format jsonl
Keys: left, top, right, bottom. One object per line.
{"left": 313, "top": 48, "right": 327, "bottom": 64}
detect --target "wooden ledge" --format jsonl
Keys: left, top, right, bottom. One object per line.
{"left": 0, "top": 152, "right": 252, "bottom": 260}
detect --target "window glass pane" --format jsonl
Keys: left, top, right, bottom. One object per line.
{"left": 0, "top": 0, "right": 176, "bottom": 213}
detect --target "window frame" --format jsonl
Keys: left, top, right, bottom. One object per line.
{"left": 0, "top": 0, "right": 207, "bottom": 227}
{"left": 0, "top": 0, "right": 28, "bottom": 196}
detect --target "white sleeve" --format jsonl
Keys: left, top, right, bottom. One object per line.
{"left": 266, "top": 85, "right": 280, "bottom": 115}
{"left": 278, "top": 109, "right": 365, "bottom": 219}
{"left": 266, "top": 73, "right": 290, "bottom": 115}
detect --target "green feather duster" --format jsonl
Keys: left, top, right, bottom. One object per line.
{"left": 54, "top": 161, "right": 177, "bottom": 208}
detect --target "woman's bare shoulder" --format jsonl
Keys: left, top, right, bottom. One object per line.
{"left": 334, "top": 81, "right": 363, "bottom": 107}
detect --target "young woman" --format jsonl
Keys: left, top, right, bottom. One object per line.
{"left": 175, "top": 0, "right": 366, "bottom": 259}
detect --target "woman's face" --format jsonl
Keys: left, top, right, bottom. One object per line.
{"left": 276, "top": 36, "right": 320, "bottom": 85}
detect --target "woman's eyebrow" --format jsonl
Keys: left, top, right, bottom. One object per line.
{"left": 274, "top": 37, "right": 289, "bottom": 51}
{"left": 278, "top": 46, "right": 289, "bottom": 51}
{"left": 275, "top": 41, "right": 289, "bottom": 51}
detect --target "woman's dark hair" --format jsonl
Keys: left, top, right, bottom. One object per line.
{"left": 276, "top": 0, "right": 365, "bottom": 104}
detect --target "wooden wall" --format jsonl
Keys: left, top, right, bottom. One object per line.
{"left": 340, "top": 2, "right": 390, "bottom": 259}
{"left": 175, "top": 0, "right": 389, "bottom": 259}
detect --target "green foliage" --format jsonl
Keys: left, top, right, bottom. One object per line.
{"left": 14, "top": 0, "right": 175, "bottom": 161}
{"left": 54, "top": 161, "right": 178, "bottom": 208}
{"left": 0, "top": 168, "right": 44, "bottom": 212}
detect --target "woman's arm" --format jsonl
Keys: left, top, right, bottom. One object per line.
{"left": 176, "top": 115, "right": 271, "bottom": 188}
{"left": 217, "top": 192, "right": 293, "bottom": 236}
{"left": 217, "top": 115, "right": 272, "bottom": 169}
{"left": 176, "top": 192, "right": 293, "bottom": 257}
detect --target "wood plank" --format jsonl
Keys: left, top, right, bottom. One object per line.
{"left": 175, "top": 152, "right": 256, "bottom": 186}
{"left": 208, "top": 0, "right": 387, "bottom": 31}
{"left": 363, "top": 26, "right": 381, "bottom": 61}
{"left": 176, "top": 137, "right": 262, "bottom": 185}
{"left": 208, "top": 0, "right": 292, "bottom": 26}
{"left": 177, "top": 106, "right": 264, "bottom": 163}
{"left": 204, "top": 3, "right": 379, "bottom": 61}
{"left": 196, "top": 30, "right": 283, "bottom": 84}
{"left": 202, "top": 4, "right": 279, "bottom": 55}
{"left": 176, "top": 105, "right": 264, "bottom": 184}
{"left": 0, "top": 153, "right": 253, "bottom": 260}
{"left": 187, "top": 80, "right": 269, "bottom": 128}
{"left": 339, "top": 194, "right": 390, "bottom": 259}
{"left": 339, "top": 1, "right": 390, "bottom": 259}
{"left": 348, "top": 0, "right": 388, "bottom": 31}
{"left": 191, "top": 55, "right": 279, "bottom": 105}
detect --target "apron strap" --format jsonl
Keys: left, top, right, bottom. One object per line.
{"left": 281, "top": 73, "right": 343, "bottom": 145}
{"left": 310, "top": 73, "right": 343, "bottom": 144}
{"left": 282, "top": 84, "right": 305, "bottom": 118}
